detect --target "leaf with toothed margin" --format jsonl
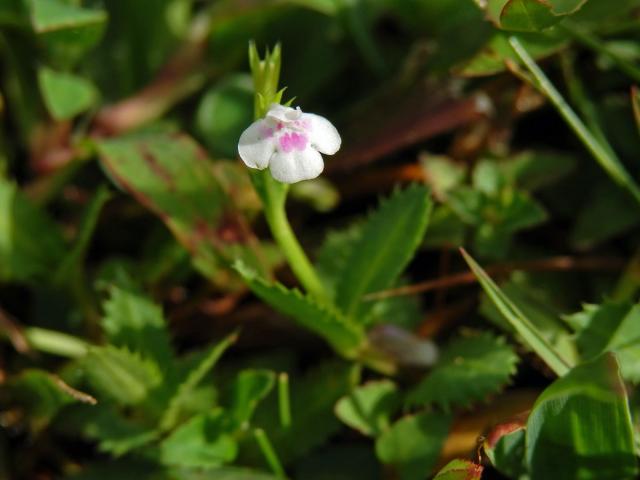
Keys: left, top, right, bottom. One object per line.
{"left": 97, "top": 132, "right": 269, "bottom": 287}
{"left": 332, "top": 185, "right": 432, "bottom": 322}
{"left": 406, "top": 332, "right": 518, "bottom": 411}
{"left": 234, "top": 261, "right": 365, "bottom": 357}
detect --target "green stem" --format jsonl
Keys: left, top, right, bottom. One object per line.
{"left": 508, "top": 36, "right": 640, "bottom": 205}
{"left": 255, "top": 170, "right": 327, "bottom": 300}
{"left": 277, "top": 372, "right": 291, "bottom": 428}
{"left": 561, "top": 23, "right": 640, "bottom": 83}
{"left": 253, "top": 428, "right": 286, "bottom": 478}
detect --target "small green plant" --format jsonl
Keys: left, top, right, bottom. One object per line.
{"left": 2, "top": 0, "right": 640, "bottom": 479}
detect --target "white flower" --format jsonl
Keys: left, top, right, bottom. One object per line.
{"left": 238, "top": 104, "right": 341, "bottom": 184}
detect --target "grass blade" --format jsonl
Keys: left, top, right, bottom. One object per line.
{"left": 509, "top": 36, "right": 640, "bottom": 205}
{"left": 460, "top": 248, "right": 571, "bottom": 376}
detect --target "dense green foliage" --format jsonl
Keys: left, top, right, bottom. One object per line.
{"left": 1, "top": 0, "right": 640, "bottom": 479}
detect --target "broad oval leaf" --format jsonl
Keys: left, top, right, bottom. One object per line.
{"left": 486, "top": 0, "right": 588, "bottom": 31}
{"left": 526, "top": 353, "right": 638, "bottom": 480}
{"left": 335, "top": 380, "right": 400, "bottom": 437}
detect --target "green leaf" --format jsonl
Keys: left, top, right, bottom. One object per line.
{"left": 316, "top": 224, "right": 422, "bottom": 328}
{"left": 226, "top": 369, "right": 276, "bottom": 428}
{"left": 82, "top": 345, "right": 162, "bottom": 405}
{"left": 406, "top": 333, "right": 518, "bottom": 411}
{"left": 433, "top": 459, "right": 484, "bottom": 480}
{"left": 485, "top": 427, "right": 527, "bottom": 479}
{"left": 29, "top": 0, "right": 107, "bottom": 65}
{"left": 575, "top": 301, "right": 640, "bottom": 382}
{"left": 486, "top": 0, "right": 587, "bottom": 32}
{"left": 0, "top": 179, "right": 66, "bottom": 284}
{"left": 480, "top": 279, "right": 579, "bottom": 366}
{"left": 526, "top": 353, "right": 638, "bottom": 479}
{"left": 160, "top": 410, "right": 238, "bottom": 468}
{"left": 97, "top": 132, "right": 265, "bottom": 285}
{"left": 37, "top": 67, "right": 98, "bottom": 120}
{"left": 100, "top": 285, "right": 174, "bottom": 371}
{"left": 334, "top": 185, "right": 432, "bottom": 320}
{"left": 235, "top": 262, "right": 365, "bottom": 357}
{"left": 335, "top": 380, "right": 400, "bottom": 437}
{"left": 160, "top": 332, "right": 238, "bottom": 431}
{"left": 461, "top": 249, "right": 572, "bottom": 376}
{"left": 375, "top": 410, "right": 451, "bottom": 480}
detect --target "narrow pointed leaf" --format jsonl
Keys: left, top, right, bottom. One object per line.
{"left": 460, "top": 248, "right": 571, "bottom": 376}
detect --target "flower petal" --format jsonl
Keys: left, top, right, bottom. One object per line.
{"left": 303, "top": 113, "right": 341, "bottom": 155}
{"left": 266, "top": 104, "right": 301, "bottom": 124}
{"left": 238, "top": 119, "right": 276, "bottom": 169}
{"left": 269, "top": 147, "right": 324, "bottom": 184}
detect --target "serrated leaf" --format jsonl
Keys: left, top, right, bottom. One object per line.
{"left": 37, "top": 67, "right": 98, "bottom": 120}
{"left": 226, "top": 369, "right": 275, "bottom": 428}
{"left": 406, "top": 333, "right": 518, "bottom": 411}
{"left": 433, "top": 459, "right": 483, "bottom": 480}
{"left": 526, "top": 353, "right": 638, "bottom": 479}
{"left": 334, "top": 185, "right": 432, "bottom": 320}
{"left": 316, "top": 224, "right": 422, "bottom": 328}
{"left": 0, "top": 179, "right": 66, "bottom": 284}
{"left": 101, "top": 285, "right": 174, "bottom": 371}
{"left": 335, "top": 380, "right": 400, "bottom": 437}
{"left": 575, "top": 301, "right": 640, "bottom": 382}
{"left": 248, "top": 361, "right": 358, "bottom": 465}
{"left": 461, "top": 249, "right": 571, "bottom": 376}
{"left": 375, "top": 410, "right": 451, "bottom": 480}
{"left": 160, "top": 410, "right": 237, "bottom": 468}
{"left": 160, "top": 332, "right": 237, "bottom": 431}
{"left": 235, "top": 262, "right": 365, "bottom": 357}
{"left": 97, "top": 132, "right": 265, "bottom": 286}
{"left": 82, "top": 346, "right": 162, "bottom": 405}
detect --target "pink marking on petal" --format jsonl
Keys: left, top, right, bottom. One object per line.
{"left": 278, "top": 132, "right": 308, "bottom": 152}
{"left": 276, "top": 123, "right": 284, "bottom": 131}
{"left": 259, "top": 126, "right": 274, "bottom": 138}
{"left": 291, "top": 132, "right": 308, "bottom": 151}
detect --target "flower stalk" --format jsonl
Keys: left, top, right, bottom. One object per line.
{"left": 246, "top": 43, "right": 327, "bottom": 300}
